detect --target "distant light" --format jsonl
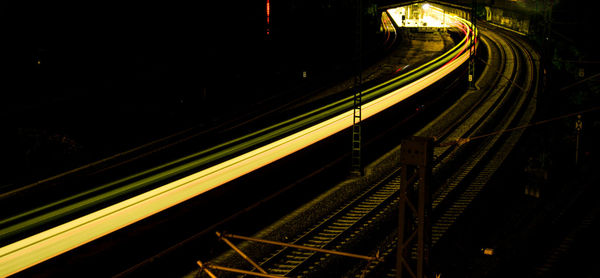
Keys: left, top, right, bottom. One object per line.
{"left": 37, "top": 60, "right": 41, "bottom": 65}
{"left": 266, "top": 0, "right": 270, "bottom": 36}
{"left": 482, "top": 248, "right": 494, "bottom": 255}
{"left": 266, "top": 0, "right": 270, "bottom": 24}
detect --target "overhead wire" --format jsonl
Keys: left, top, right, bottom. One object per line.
{"left": 437, "top": 106, "right": 600, "bottom": 147}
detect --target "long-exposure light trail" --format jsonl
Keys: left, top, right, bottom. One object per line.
{"left": 0, "top": 7, "right": 476, "bottom": 277}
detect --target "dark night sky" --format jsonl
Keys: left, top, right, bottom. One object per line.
{"left": 3, "top": 2, "right": 278, "bottom": 129}
{"left": 1, "top": 0, "right": 361, "bottom": 185}
{"left": 5, "top": 2, "right": 230, "bottom": 88}
{"left": 3, "top": 1, "right": 355, "bottom": 119}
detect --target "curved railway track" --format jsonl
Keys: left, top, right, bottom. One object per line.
{"left": 207, "top": 21, "right": 540, "bottom": 278}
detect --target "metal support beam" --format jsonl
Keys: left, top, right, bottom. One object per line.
{"left": 215, "top": 231, "right": 268, "bottom": 275}
{"left": 203, "top": 232, "right": 379, "bottom": 278}
{"left": 397, "top": 137, "right": 433, "bottom": 278}
{"left": 197, "top": 260, "right": 218, "bottom": 278}
{"left": 197, "top": 261, "right": 285, "bottom": 278}
{"left": 221, "top": 232, "right": 379, "bottom": 262}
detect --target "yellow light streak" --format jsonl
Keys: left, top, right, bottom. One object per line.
{"left": 0, "top": 16, "right": 476, "bottom": 277}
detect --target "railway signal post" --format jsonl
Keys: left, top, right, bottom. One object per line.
{"left": 397, "top": 136, "right": 433, "bottom": 278}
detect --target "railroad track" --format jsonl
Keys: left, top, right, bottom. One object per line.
{"left": 361, "top": 23, "right": 540, "bottom": 277}
{"left": 201, "top": 23, "right": 540, "bottom": 278}
{"left": 258, "top": 174, "right": 402, "bottom": 277}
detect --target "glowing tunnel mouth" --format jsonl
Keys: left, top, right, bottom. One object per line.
{"left": 0, "top": 13, "right": 476, "bottom": 278}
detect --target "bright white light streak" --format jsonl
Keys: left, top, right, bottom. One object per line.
{"left": 388, "top": 4, "right": 462, "bottom": 28}
{"left": 0, "top": 19, "right": 474, "bottom": 278}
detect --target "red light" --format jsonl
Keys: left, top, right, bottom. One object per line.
{"left": 266, "top": 0, "right": 270, "bottom": 36}
{"left": 266, "top": 0, "right": 270, "bottom": 24}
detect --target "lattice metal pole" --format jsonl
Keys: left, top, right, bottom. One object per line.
{"left": 352, "top": 0, "right": 364, "bottom": 175}
{"left": 352, "top": 88, "right": 362, "bottom": 175}
{"left": 469, "top": 0, "right": 476, "bottom": 89}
